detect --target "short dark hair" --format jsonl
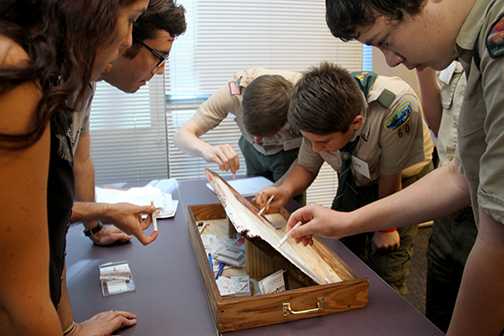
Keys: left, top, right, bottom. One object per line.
{"left": 325, "top": 0, "right": 424, "bottom": 41}
{"left": 124, "top": 0, "right": 186, "bottom": 59}
{"left": 288, "top": 62, "right": 363, "bottom": 135}
{"left": 242, "top": 75, "right": 294, "bottom": 137}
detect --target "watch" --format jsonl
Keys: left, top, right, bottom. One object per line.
{"left": 83, "top": 222, "right": 104, "bottom": 237}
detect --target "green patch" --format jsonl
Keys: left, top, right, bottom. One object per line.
{"left": 487, "top": 14, "right": 504, "bottom": 59}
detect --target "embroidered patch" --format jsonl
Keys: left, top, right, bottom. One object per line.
{"left": 487, "top": 14, "right": 504, "bottom": 59}
{"left": 384, "top": 101, "right": 412, "bottom": 131}
{"left": 228, "top": 81, "right": 241, "bottom": 95}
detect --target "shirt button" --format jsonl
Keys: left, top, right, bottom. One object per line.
{"left": 448, "top": 154, "right": 454, "bottom": 161}
{"left": 453, "top": 121, "right": 458, "bottom": 128}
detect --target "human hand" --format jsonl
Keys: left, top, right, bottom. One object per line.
{"left": 371, "top": 230, "right": 400, "bottom": 255}
{"left": 202, "top": 144, "right": 240, "bottom": 176}
{"left": 286, "top": 203, "right": 351, "bottom": 246}
{"left": 254, "top": 186, "right": 289, "bottom": 210}
{"left": 69, "top": 310, "right": 137, "bottom": 336}
{"left": 90, "top": 224, "right": 132, "bottom": 246}
{"left": 105, "top": 203, "right": 158, "bottom": 245}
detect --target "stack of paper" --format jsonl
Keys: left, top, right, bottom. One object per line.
{"left": 216, "top": 275, "right": 251, "bottom": 297}
{"left": 95, "top": 181, "right": 178, "bottom": 218}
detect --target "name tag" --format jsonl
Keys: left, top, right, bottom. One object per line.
{"left": 352, "top": 155, "right": 370, "bottom": 179}
{"left": 283, "top": 137, "right": 302, "bottom": 151}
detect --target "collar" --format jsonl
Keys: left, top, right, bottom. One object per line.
{"left": 456, "top": 0, "right": 493, "bottom": 52}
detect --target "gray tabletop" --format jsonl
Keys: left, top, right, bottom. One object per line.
{"left": 66, "top": 178, "right": 443, "bottom": 335}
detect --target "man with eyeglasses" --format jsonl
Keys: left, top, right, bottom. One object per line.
{"left": 68, "top": 0, "right": 186, "bottom": 246}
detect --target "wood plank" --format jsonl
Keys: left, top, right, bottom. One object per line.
{"left": 217, "top": 278, "right": 369, "bottom": 332}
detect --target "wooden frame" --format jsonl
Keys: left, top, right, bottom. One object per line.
{"left": 186, "top": 171, "right": 369, "bottom": 332}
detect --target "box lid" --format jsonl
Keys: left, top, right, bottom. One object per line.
{"left": 206, "top": 169, "right": 330, "bottom": 286}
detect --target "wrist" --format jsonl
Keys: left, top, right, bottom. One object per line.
{"left": 378, "top": 228, "right": 397, "bottom": 233}
{"left": 63, "top": 321, "right": 76, "bottom": 335}
{"left": 83, "top": 221, "right": 104, "bottom": 237}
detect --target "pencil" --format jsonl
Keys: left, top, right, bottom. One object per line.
{"left": 151, "top": 200, "right": 158, "bottom": 232}
{"left": 277, "top": 221, "right": 302, "bottom": 248}
{"left": 258, "top": 195, "right": 275, "bottom": 216}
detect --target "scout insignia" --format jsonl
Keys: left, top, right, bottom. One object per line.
{"left": 228, "top": 81, "right": 241, "bottom": 95}
{"left": 384, "top": 101, "right": 412, "bottom": 131}
{"left": 487, "top": 14, "right": 504, "bottom": 58}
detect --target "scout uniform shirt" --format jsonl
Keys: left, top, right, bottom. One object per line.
{"left": 190, "top": 67, "right": 303, "bottom": 156}
{"left": 70, "top": 82, "right": 95, "bottom": 154}
{"left": 298, "top": 74, "right": 433, "bottom": 187}
{"left": 436, "top": 61, "right": 466, "bottom": 168}
{"left": 456, "top": 0, "right": 504, "bottom": 225}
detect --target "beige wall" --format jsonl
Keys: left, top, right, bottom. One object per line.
{"left": 372, "top": 48, "right": 420, "bottom": 96}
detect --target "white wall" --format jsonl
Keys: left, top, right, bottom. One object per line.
{"left": 372, "top": 48, "right": 420, "bottom": 95}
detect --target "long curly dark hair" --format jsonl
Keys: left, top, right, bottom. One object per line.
{"left": 0, "top": 0, "right": 135, "bottom": 149}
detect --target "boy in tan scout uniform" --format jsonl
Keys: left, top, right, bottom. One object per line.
{"left": 285, "top": 0, "right": 504, "bottom": 334}
{"left": 174, "top": 68, "right": 304, "bottom": 181}
{"left": 256, "top": 62, "right": 433, "bottom": 297}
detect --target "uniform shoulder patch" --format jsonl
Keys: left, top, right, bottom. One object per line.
{"left": 228, "top": 81, "right": 241, "bottom": 95}
{"left": 487, "top": 13, "right": 504, "bottom": 59}
{"left": 384, "top": 101, "right": 412, "bottom": 131}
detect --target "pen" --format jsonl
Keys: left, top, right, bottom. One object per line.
{"left": 215, "top": 262, "right": 225, "bottom": 280}
{"left": 208, "top": 253, "right": 213, "bottom": 272}
{"left": 151, "top": 200, "right": 158, "bottom": 232}
{"left": 277, "top": 221, "right": 302, "bottom": 248}
{"left": 258, "top": 195, "right": 275, "bottom": 216}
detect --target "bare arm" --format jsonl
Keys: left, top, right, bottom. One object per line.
{"left": 0, "top": 39, "right": 61, "bottom": 335}
{"left": 371, "top": 172, "right": 402, "bottom": 254}
{"left": 173, "top": 119, "right": 239, "bottom": 174}
{"left": 447, "top": 210, "right": 504, "bottom": 335}
{"left": 416, "top": 67, "right": 442, "bottom": 136}
{"left": 71, "top": 202, "right": 158, "bottom": 245}
{"left": 72, "top": 135, "right": 131, "bottom": 245}
{"left": 287, "top": 160, "right": 470, "bottom": 245}
{"left": 58, "top": 264, "right": 137, "bottom": 335}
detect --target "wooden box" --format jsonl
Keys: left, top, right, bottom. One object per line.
{"left": 186, "top": 171, "right": 369, "bottom": 333}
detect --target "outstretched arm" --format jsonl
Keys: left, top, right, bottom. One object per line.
{"left": 255, "top": 164, "right": 317, "bottom": 209}
{"left": 173, "top": 119, "right": 240, "bottom": 175}
{"left": 72, "top": 134, "right": 131, "bottom": 245}
{"left": 71, "top": 202, "right": 158, "bottom": 245}
{"left": 371, "top": 172, "right": 402, "bottom": 254}
{"left": 286, "top": 160, "right": 470, "bottom": 245}
{"left": 58, "top": 263, "right": 137, "bottom": 335}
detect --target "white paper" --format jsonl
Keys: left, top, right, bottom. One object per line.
{"left": 259, "top": 270, "right": 286, "bottom": 294}
{"left": 95, "top": 185, "right": 178, "bottom": 219}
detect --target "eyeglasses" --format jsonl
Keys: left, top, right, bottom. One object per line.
{"left": 133, "top": 35, "right": 169, "bottom": 68}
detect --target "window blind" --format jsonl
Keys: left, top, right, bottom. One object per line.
{"left": 89, "top": 0, "right": 372, "bottom": 208}
{"left": 89, "top": 74, "right": 169, "bottom": 184}
{"left": 166, "top": 0, "right": 372, "bottom": 207}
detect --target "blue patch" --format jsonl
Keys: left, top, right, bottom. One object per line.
{"left": 487, "top": 14, "right": 504, "bottom": 59}
{"left": 384, "top": 101, "right": 412, "bottom": 131}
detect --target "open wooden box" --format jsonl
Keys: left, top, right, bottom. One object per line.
{"left": 186, "top": 170, "right": 369, "bottom": 333}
